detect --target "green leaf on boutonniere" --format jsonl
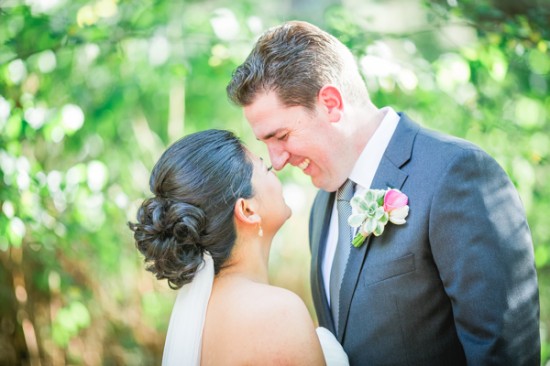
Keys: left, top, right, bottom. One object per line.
{"left": 348, "top": 213, "right": 367, "bottom": 227}
{"left": 351, "top": 196, "right": 369, "bottom": 211}
{"left": 373, "top": 221, "right": 385, "bottom": 236}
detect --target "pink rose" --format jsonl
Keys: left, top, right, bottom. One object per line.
{"left": 383, "top": 189, "right": 408, "bottom": 212}
{"left": 384, "top": 189, "right": 409, "bottom": 225}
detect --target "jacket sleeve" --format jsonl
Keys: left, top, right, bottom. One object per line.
{"left": 429, "top": 147, "right": 540, "bottom": 365}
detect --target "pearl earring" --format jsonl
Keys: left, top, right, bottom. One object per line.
{"left": 258, "top": 225, "right": 264, "bottom": 237}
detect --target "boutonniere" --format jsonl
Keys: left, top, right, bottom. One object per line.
{"left": 348, "top": 188, "right": 409, "bottom": 247}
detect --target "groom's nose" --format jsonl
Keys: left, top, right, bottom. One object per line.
{"left": 267, "top": 146, "right": 289, "bottom": 171}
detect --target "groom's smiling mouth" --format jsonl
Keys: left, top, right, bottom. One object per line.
{"left": 297, "top": 158, "right": 310, "bottom": 171}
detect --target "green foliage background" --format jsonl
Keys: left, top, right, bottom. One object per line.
{"left": 0, "top": 0, "right": 548, "bottom": 364}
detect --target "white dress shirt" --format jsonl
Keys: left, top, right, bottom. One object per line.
{"left": 322, "top": 107, "right": 400, "bottom": 303}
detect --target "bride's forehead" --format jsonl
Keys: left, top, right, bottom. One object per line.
{"left": 244, "top": 149, "right": 263, "bottom": 165}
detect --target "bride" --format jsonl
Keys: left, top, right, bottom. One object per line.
{"left": 129, "top": 129, "right": 348, "bottom": 365}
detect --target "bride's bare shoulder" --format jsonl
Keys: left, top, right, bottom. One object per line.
{"left": 249, "top": 282, "right": 308, "bottom": 312}
{"left": 206, "top": 282, "right": 325, "bottom": 365}
{"left": 223, "top": 282, "right": 312, "bottom": 329}
{"left": 239, "top": 284, "right": 325, "bottom": 364}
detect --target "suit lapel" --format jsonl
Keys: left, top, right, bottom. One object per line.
{"left": 310, "top": 190, "right": 336, "bottom": 333}
{"left": 337, "top": 114, "right": 419, "bottom": 342}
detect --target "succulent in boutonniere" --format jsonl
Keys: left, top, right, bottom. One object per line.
{"left": 348, "top": 188, "right": 409, "bottom": 247}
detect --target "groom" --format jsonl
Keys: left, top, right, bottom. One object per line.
{"left": 227, "top": 21, "right": 540, "bottom": 365}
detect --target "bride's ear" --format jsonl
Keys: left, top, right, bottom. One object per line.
{"left": 234, "top": 198, "right": 261, "bottom": 226}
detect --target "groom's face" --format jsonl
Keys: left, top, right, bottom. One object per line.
{"left": 243, "top": 91, "right": 345, "bottom": 192}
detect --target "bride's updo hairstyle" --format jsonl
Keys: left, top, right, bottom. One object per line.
{"left": 129, "top": 130, "right": 254, "bottom": 289}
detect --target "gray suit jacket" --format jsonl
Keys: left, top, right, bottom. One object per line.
{"left": 309, "top": 114, "right": 540, "bottom": 365}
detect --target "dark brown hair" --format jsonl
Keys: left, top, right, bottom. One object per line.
{"left": 128, "top": 130, "right": 254, "bottom": 289}
{"left": 227, "top": 20, "right": 368, "bottom": 109}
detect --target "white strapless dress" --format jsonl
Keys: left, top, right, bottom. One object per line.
{"left": 316, "top": 327, "right": 350, "bottom": 365}
{"left": 161, "top": 254, "right": 349, "bottom": 365}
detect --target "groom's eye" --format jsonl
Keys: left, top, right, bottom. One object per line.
{"left": 266, "top": 165, "right": 273, "bottom": 172}
{"left": 277, "top": 133, "right": 288, "bottom": 141}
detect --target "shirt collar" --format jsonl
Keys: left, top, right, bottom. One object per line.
{"left": 349, "top": 106, "right": 400, "bottom": 190}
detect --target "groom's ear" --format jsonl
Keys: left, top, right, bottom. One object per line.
{"left": 318, "top": 85, "right": 343, "bottom": 123}
{"left": 233, "top": 198, "right": 261, "bottom": 225}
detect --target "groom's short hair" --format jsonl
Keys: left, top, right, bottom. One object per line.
{"left": 227, "top": 20, "right": 369, "bottom": 110}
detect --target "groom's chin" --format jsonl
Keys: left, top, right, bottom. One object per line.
{"left": 311, "top": 178, "right": 337, "bottom": 193}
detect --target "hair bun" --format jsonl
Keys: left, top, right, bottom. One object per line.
{"left": 169, "top": 201, "right": 206, "bottom": 245}
{"left": 130, "top": 197, "right": 207, "bottom": 289}
{"left": 130, "top": 129, "right": 255, "bottom": 289}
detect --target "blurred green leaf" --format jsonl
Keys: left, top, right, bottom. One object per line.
{"left": 1, "top": 0, "right": 548, "bottom": 363}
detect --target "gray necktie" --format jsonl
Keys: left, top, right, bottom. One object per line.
{"left": 330, "top": 179, "right": 355, "bottom": 332}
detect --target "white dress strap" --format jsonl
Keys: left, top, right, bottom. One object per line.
{"left": 162, "top": 253, "right": 214, "bottom": 366}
